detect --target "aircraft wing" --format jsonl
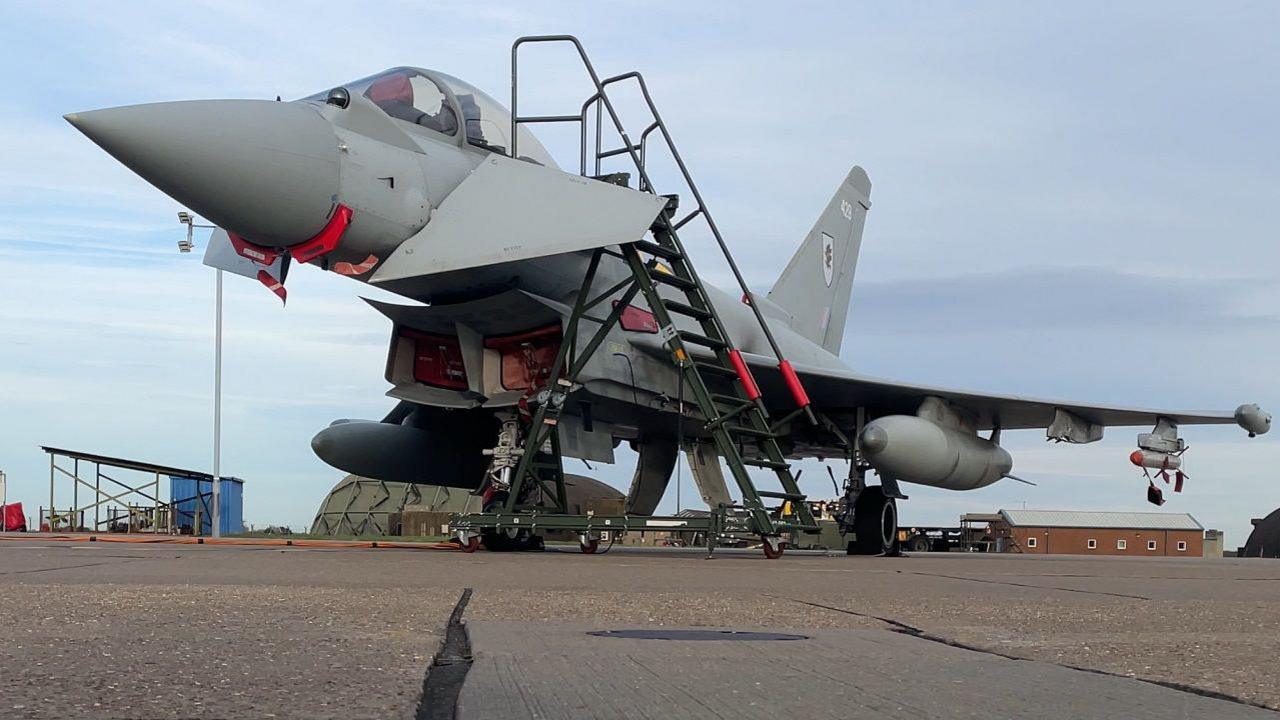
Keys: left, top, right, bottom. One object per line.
{"left": 371, "top": 154, "right": 668, "bottom": 282}
{"left": 748, "top": 354, "right": 1239, "bottom": 432}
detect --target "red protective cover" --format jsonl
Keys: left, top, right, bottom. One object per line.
{"left": 3, "top": 503, "right": 26, "bottom": 532}
{"left": 485, "top": 325, "right": 563, "bottom": 391}
{"left": 778, "top": 360, "right": 811, "bottom": 408}
{"left": 613, "top": 302, "right": 659, "bottom": 333}
{"left": 402, "top": 329, "right": 468, "bottom": 390}
{"left": 728, "top": 349, "right": 762, "bottom": 401}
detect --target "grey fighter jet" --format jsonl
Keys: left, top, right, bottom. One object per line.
{"left": 67, "top": 39, "right": 1270, "bottom": 556}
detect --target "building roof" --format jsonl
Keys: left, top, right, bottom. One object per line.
{"left": 41, "top": 446, "right": 243, "bottom": 484}
{"left": 999, "top": 509, "right": 1202, "bottom": 531}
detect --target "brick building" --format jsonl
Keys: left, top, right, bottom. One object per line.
{"left": 992, "top": 509, "right": 1204, "bottom": 557}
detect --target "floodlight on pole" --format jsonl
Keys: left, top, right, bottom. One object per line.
{"left": 176, "top": 210, "right": 225, "bottom": 538}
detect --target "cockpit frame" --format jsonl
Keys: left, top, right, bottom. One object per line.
{"left": 309, "top": 67, "right": 556, "bottom": 167}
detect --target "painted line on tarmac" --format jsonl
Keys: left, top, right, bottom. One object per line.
{"left": 416, "top": 588, "right": 474, "bottom": 720}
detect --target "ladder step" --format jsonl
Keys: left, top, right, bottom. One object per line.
{"left": 711, "top": 393, "right": 750, "bottom": 408}
{"left": 724, "top": 424, "right": 778, "bottom": 439}
{"left": 692, "top": 361, "right": 737, "bottom": 378}
{"left": 757, "top": 490, "right": 805, "bottom": 501}
{"left": 648, "top": 270, "right": 697, "bottom": 291}
{"left": 743, "top": 458, "right": 791, "bottom": 470}
{"left": 677, "top": 330, "right": 726, "bottom": 350}
{"left": 632, "top": 239, "right": 682, "bottom": 260}
{"left": 661, "top": 299, "right": 711, "bottom": 320}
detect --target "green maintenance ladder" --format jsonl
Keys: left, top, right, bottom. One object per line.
{"left": 449, "top": 35, "right": 823, "bottom": 556}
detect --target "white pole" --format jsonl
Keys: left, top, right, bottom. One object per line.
{"left": 0, "top": 470, "right": 7, "bottom": 534}
{"left": 212, "top": 268, "right": 223, "bottom": 538}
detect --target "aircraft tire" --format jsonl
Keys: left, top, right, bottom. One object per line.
{"left": 849, "top": 487, "right": 898, "bottom": 556}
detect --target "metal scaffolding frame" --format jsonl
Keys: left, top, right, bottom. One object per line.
{"left": 39, "top": 446, "right": 225, "bottom": 534}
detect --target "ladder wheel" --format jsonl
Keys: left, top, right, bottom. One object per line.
{"left": 579, "top": 536, "right": 600, "bottom": 554}
{"left": 459, "top": 535, "right": 481, "bottom": 553}
{"left": 761, "top": 537, "right": 786, "bottom": 559}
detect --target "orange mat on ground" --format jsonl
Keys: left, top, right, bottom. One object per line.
{"left": 0, "top": 532, "right": 459, "bottom": 550}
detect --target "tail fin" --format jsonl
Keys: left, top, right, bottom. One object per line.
{"left": 766, "top": 166, "right": 871, "bottom": 355}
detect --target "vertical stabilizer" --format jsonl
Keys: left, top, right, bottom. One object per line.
{"left": 766, "top": 166, "right": 871, "bottom": 354}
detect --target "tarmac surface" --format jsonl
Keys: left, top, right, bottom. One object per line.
{"left": 1, "top": 539, "right": 1277, "bottom": 718}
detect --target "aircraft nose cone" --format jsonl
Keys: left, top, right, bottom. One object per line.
{"left": 66, "top": 100, "right": 340, "bottom": 247}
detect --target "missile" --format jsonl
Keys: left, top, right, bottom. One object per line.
{"left": 1129, "top": 449, "right": 1181, "bottom": 470}
{"left": 858, "top": 415, "right": 1012, "bottom": 491}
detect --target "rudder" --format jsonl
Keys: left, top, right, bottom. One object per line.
{"left": 766, "top": 166, "right": 872, "bottom": 354}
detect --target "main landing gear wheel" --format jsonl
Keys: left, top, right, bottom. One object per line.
{"left": 761, "top": 536, "right": 786, "bottom": 559}
{"left": 848, "top": 486, "right": 899, "bottom": 556}
{"left": 578, "top": 533, "right": 600, "bottom": 554}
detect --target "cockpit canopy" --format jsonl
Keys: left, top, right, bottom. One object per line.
{"left": 310, "top": 68, "right": 556, "bottom": 167}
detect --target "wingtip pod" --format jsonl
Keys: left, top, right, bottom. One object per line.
{"left": 1235, "top": 404, "right": 1271, "bottom": 437}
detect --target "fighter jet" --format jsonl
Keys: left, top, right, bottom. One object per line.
{"left": 66, "top": 38, "right": 1270, "bottom": 556}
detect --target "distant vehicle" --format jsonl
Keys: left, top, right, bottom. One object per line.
{"left": 68, "top": 36, "right": 1270, "bottom": 558}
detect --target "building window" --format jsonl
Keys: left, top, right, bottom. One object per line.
{"left": 1117, "top": 539, "right": 1127, "bottom": 550}
{"left": 1026, "top": 537, "right": 1037, "bottom": 548}
{"left": 1147, "top": 540, "right": 1157, "bottom": 551}
{"left": 1087, "top": 539, "right": 1097, "bottom": 550}
{"left": 1177, "top": 541, "right": 1187, "bottom": 552}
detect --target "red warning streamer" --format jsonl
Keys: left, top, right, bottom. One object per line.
{"left": 257, "top": 270, "right": 286, "bottom": 304}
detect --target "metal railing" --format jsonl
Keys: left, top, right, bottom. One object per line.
{"left": 509, "top": 35, "right": 814, "bottom": 422}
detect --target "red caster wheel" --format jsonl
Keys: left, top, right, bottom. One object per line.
{"left": 579, "top": 535, "right": 599, "bottom": 554}
{"left": 459, "top": 535, "right": 481, "bottom": 553}
{"left": 761, "top": 537, "right": 786, "bottom": 559}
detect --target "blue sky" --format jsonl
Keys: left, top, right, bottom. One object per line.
{"left": 0, "top": 1, "right": 1276, "bottom": 545}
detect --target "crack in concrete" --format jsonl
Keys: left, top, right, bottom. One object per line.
{"left": 416, "top": 588, "right": 474, "bottom": 720}
{"left": 0, "top": 557, "right": 159, "bottom": 576}
{"left": 897, "top": 570, "right": 1153, "bottom": 600}
{"left": 773, "top": 595, "right": 1278, "bottom": 713}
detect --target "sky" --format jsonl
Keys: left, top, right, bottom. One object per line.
{"left": 0, "top": 1, "right": 1276, "bottom": 546}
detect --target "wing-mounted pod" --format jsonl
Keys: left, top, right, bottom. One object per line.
{"left": 1235, "top": 403, "right": 1272, "bottom": 437}
{"left": 1046, "top": 408, "right": 1104, "bottom": 444}
{"left": 858, "top": 396, "right": 1014, "bottom": 491}
{"left": 1131, "top": 417, "right": 1187, "bottom": 505}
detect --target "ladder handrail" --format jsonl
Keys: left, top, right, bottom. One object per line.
{"left": 510, "top": 35, "right": 813, "bottom": 420}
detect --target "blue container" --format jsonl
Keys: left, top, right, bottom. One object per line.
{"left": 169, "top": 475, "right": 244, "bottom": 536}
